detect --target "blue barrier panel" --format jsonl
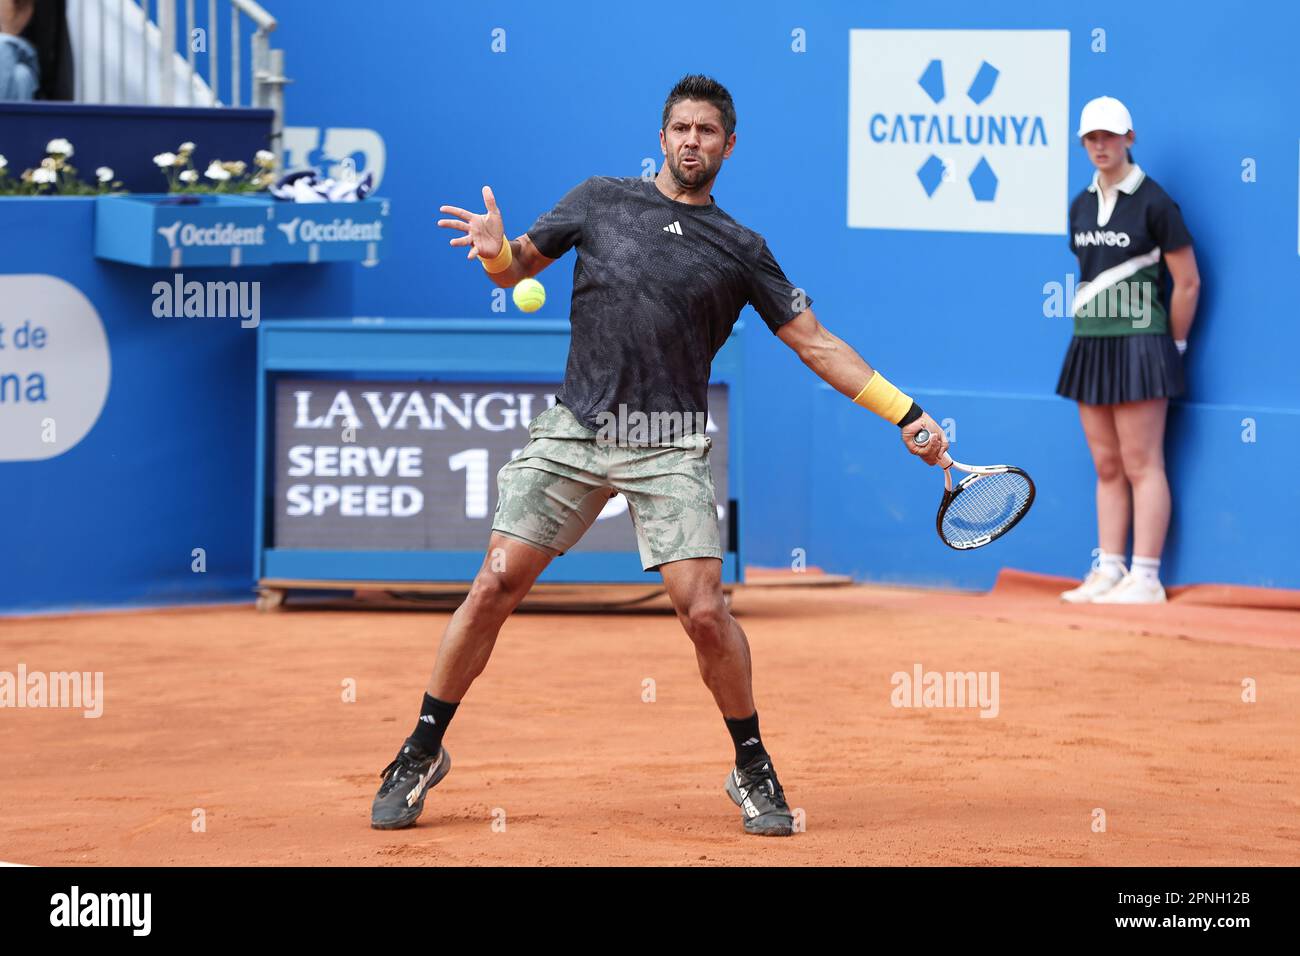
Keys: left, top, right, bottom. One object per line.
{"left": 0, "top": 197, "right": 356, "bottom": 614}
{"left": 810, "top": 384, "right": 1300, "bottom": 591}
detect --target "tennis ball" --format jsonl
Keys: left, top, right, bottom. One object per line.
{"left": 512, "top": 278, "right": 546, "bottom": 313}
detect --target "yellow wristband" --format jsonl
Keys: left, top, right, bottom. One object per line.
{"left": 480, "top": 239, "right": 513, "bottom": 274}
{"left": 852, "top": 371, "right": 914, "bottom": 425}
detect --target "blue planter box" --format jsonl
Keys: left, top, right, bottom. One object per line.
{"left": 95, "top": 193, "right": 277, "bottom": 267}
{"left": 94, "top": 194, "right": 390, "bottom": 267}
{"left": 267, "top": 198, "right": 390, "bottom": 265}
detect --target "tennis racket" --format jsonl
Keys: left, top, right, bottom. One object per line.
{"left": 912, "top": 429, "right": 1035, "bottom": 550}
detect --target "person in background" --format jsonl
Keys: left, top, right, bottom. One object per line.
{"left": 0, "top": 0, "right": 39, "bottom": 99}
{"left": 0, "top": 0, "right": 72, "bottom": 101}
{"left": 1057, "top": 96, "right": 1201, "bottom": 604}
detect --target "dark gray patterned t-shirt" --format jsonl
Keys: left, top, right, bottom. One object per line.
{"left": 526, "top": 176, "right": 810, "bottom": 441}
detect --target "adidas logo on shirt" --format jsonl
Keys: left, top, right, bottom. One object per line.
{"left": 663, "top": 220, "right": 683, "bottom": 235}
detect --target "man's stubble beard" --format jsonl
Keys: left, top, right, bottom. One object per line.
{"left": 667, "top": 154, "right": 719, "bottom": 192}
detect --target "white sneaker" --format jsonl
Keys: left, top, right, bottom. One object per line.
{"left": 1091, "top": 572, "right": 1167, "bottom": 604}
{"left": 1060, "top": 567, "right": 1124, "bottom": 603}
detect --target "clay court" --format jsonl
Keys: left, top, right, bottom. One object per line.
{"left": 2, "top": 571, "right": 1297, "bottom": 867}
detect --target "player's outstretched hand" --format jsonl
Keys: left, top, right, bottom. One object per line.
{"left": 902, "top": 412, "right": 948, "bottom": 466}
{"left": 437, "top": 185, "right": 506, "bottom": 262}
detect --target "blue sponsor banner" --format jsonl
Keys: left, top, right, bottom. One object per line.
{"left": 94, "top": 195, "right": 389, "bottom": 268}
{"left": 94, "top": 193, "right": 277, "bottom": 268}
{"left": 266, "top": 198, "right": 390, "bottom": 265}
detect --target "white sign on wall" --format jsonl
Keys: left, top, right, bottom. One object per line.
{"left": 848, "top": 29, "right": 1070, "bottom": 235}
{"left": 0, "top": 275, "right": 111, "bottom": 462}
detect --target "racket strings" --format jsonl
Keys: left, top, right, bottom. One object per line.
{"left": 941, "top": 471, "right": 1032, "bottom": 545}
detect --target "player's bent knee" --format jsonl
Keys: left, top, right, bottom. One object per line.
{"left": 462, "top": 572, "right": 522, "bottom": 622}
{"left": 684, "top": 602, "right": 731, "bottom": 646}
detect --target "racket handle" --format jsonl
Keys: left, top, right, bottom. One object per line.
{"left": 913, "top": 428, "right": 952, "bottom": 467}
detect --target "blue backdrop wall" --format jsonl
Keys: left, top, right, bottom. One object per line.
{"left": 0, "top": 198, "right": 355, "bottom": 611}
{"left": 268, "top": 0, "right": 1300, "bottom": 589}
{"left": 4, "top": 0, "right": 1298, "bottom": 613}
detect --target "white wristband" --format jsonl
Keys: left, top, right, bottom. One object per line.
{"left": 1174, "top": 339, "right": 1187, "bottom": 355}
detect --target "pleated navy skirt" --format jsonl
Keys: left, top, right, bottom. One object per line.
{"left": 1055, "top": 334, "right": 1186, "bottom": 405}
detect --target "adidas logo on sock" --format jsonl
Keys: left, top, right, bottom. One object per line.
{"left": 419, "top": 715, "right": 437, "bottom": 725}
{"left": 662, "top": 220, "right": 683, "bottom": 235}
{"left": 741, "top": 737, "right": 759, "bottom": 746}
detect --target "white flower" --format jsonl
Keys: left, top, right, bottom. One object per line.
{"left": 254, "top": 149, "right": 276, "bottom": 166}
{"left": 179, "top": 169, "right": 198, "bottom": 183}
{"left": 204, "top": 161, "right": 232, "bottom": 181}
{"left": 178, "top": 141, "right": 196, "bottom": 153}
{"left": 96, "top": 166, "right": 114, "bottom": 183}
{"left": 46, "top": 138, "right": 74, "bottom": 157}
{"left": 0, "top": 155, "right": 7, "bottom": 171}
{"left": 153, "top": 152, "right": 177, "bottom": 168}
{"left": 32, "top": 167, "right": 57, "bottom": 184}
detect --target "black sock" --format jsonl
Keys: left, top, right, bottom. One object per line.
{"left": 724, "top": 711, "right": 769, "bottom": 768}
{"left": 410, "top": 693, "right": 459, "bottom": 754}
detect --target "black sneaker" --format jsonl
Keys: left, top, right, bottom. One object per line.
{"left": 725, "top": 755, "right": 794, "bottom": 836}
{"left": 370, "top": 738, "right": 451, "bottom": 830}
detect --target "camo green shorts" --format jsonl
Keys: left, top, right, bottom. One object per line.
{"left": 491, "top": 402, "right": 722, "bottom": 571}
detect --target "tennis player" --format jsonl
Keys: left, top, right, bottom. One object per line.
{"left": 1057, "top": 96, "right": 1200, "bottom": 604}
{"left": 370, "top": 75, "right": 948, "bottom": 836}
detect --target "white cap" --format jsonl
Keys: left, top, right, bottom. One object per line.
{"left": 1077, "top": 96, "right": 1133, "bottom": 138}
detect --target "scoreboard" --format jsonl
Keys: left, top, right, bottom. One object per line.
{"left": 272, "top": 378, "right": 731, "bottom": 553}
{"left": 254, "top": 318, "right": 746, "bottom": 595}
